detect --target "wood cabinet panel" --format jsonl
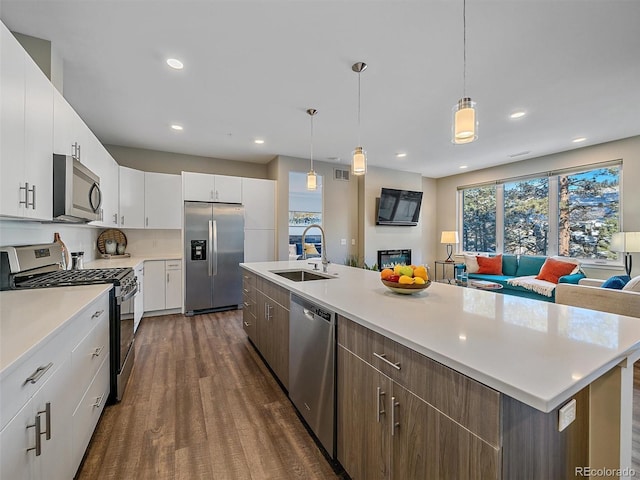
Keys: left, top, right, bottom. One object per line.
{"left": 337, "top": 346, "right": 390, "bottom": 480}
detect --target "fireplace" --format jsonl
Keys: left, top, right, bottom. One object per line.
{"left": 377, "top": 249, "right": 411, "bottom": 269}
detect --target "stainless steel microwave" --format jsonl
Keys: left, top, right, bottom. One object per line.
{"left": 53, "top": 154, "right": 102, "bottom": 222}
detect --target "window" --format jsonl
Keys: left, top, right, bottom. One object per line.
{"left": 460, "top": 163, "right": 621, "bottom": 262}
{"left": 503, "top": 178, "right": 548, "bottom": 255}
{"left": 462, "top": 185, "right": 496, "bottom": 252}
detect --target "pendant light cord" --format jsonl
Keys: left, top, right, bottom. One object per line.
{"left": 310, "top": 113, "right": 314, "bottom": 171}
{"left": 463, "top": 0, "right": 467, "bottom": 97}
{"left": 357, "top": 71, "right": 362, "bottom": 146}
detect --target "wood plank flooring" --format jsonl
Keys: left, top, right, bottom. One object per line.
{"left": 76, "top": 311, "right": 342, "bottom": 480}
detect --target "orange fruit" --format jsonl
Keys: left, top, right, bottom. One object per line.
{"left": 413, "top": 266, "right": 428, "bottom": 280}
{"left": 380, "top": 268, "right": 394, "bottom": 280}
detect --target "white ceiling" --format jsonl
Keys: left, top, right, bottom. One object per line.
{"left": 2, "top": 0, "right": 639, "bottom": 178}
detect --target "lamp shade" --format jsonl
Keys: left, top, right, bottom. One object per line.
{"left": 441, "top": 231, "right": 459, "bottom": 244}
{"left": 352, "top": 147, "right": 367, "bottom": 175}
{"left": 452, "top": 98, "right": 477, "bottom": 144}
{"left": 611, "top": 232, "right": 640, "bottom": 253}
{"left": 306, "top": 171, "right": 317, "bottom": 190}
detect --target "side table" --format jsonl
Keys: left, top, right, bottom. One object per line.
{"left": 434, "top": 260, "right": 462, "bottom": 284}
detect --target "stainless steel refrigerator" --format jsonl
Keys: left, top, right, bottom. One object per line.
{"left": 184, "top": 201, "right": 244, "bottom": 314}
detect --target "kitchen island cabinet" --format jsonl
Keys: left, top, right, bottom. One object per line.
{"left": 241, "top": 260, "right": 640, "bottom": 479}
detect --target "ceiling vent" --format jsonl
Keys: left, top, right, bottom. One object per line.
{"left": 334, "top": 168, "right": 350, "bottom": 182}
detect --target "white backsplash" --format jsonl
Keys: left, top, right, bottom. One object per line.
{"left": 121, "top": 229, "right": 181, "bottom": 256}
{"left": 0, "top": 220, "right": 101, "bottom": 261}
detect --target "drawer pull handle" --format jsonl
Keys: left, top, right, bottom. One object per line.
{"left": 243, "top": 302, "right": 250, "bottom": 307}
{"left": 243, "top": 288, "right": 250, "bottom": 293}
{"left": 391, "top": 397, "right": 400, "bottom": 436}
{"left": 92, "top": 346, "right": 104, "bottom": 357}
{"left": 373, "top": 352, "right": 401, "bottom": 370}
{"left": 24, "top": 362, "right": 53, "bottom": 385}
{"left": 92, "top": 395, "right": 104, "bottom": 408}
{"left": 91, "top": 309, "right": 105, "bottom": 319}
{"left": 243, "top": 321, "right": 251, "bottom": 327}
{"left": 376, "top": 386, "right": 386, "bottom": 422}
{"left": 26, "top": 414, "right": 42, "bottom": 456}
{"left": 37, "top": 402, "right": 51, "bottom": 440}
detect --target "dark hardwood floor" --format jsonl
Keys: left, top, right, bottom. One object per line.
{"left": 76, "top": 311, "right": 342, "bottom": 480}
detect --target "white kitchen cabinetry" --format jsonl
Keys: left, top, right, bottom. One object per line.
{"left": 0, "top": 23, "right": 53, "bottom": 221}
{"left": 119, "top": 166, "right": 145, "bottom": 228}
{"left": 144, "top": 172, "right": 181, "bottom": 229}
{"left": 101, "top": 155, "right": 121, "bottom": 227}
{"left": 53, "top": 89, "right": 89, "bottom": 164}
{"left": 241, "top": 178, "right": 276, "bottom": 261}
{"left": 133, "top": 263, "right": 144, "bottom": 332}
{"left": 143, "top": 260, "right": 182, "bottom": 314}
{"left": 183, "top": 171, "right": 242, "bottom": 203}
{"left": 0, "top": 291, "right": 109, "bottom": 480}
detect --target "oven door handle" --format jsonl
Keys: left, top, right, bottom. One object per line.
{"left": 118, "top": 284, "right": 138, "bottom": 304}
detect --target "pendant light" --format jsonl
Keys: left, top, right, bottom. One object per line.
{"left": 452, "top": 0, "right": 477, "bottom": 144}
{"left": 352, "top": 62, "right": 367, "bottom": 175}
{"left": 306, "top": 108, "right": 318, "bottom": 190}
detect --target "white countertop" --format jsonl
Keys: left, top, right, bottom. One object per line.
{"left": 0, "top": 284, "right": 112, "bottom": 373}
{"left": 242, "top": 260, "right": 640, "bottom": 412}
{"left": 85, "top": 253, "right": 182, "bottom": 269}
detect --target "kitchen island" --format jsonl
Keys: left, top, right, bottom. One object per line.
{"left": 241, "top": 260, "right": 640, "bottom": 479}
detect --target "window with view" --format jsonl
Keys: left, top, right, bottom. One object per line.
{"left": 460, "top": 163, "right": 621, "bottom": 261}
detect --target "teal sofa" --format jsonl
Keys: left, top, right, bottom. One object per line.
{"left": 466, "top": 254, "right": 585, "bottom": 302}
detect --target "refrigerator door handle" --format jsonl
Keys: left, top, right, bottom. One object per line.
{"left": 208, "top": 220, "right": 213, "bottom": 277}
{"left": 212, "top": 220, "right": 218, "bottom": 276}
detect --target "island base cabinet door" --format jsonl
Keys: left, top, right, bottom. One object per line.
{"left": 337, "top": 346, "right": 390, "bottom": 480}
{"left": 0, "top": 400, "right": 36, "bottom": 479}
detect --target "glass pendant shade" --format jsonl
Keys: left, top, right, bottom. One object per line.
{"left": 306, "top": 170, "right": 317, "bottom": 190}
{"left": 453, "top": 97, "right": 477, "bottom": 144}
{"left": 352, "top": 147, "right": 367, "bottom": 175}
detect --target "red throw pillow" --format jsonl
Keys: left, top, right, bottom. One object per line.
{"left": 476, "top": 255, "right": 503, "bottom": 275}
{"left": 535, "top": 257, "right": 577, "bottom": 284}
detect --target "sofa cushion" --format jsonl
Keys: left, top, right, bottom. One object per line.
{"left": 558, "top": 272, "right": 586, "bottom": 284}
{"left": 536, "top": 257, "right": 579, "bottom": 284}
{"left": 550, "top": 255, "right": 581, "bottom": 275}
{"left": 502, "top": 254, "right": 518, "bottom": 276}
{"left": 516, "top": 255, "right": 547, "bottom": 277}
{"left": 476, "top": 254, "right": 502, "bottom": 275}
{"left": 622, "top": 275, "right": 640, "bottom": 292}
{"left": 601, "top": 275, "right": 630, "bottom": 290}
{"left": 463, "top": 253, "right": 488, "bottom": 274}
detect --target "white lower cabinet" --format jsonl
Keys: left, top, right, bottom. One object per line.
{"left": 144, "top": 260, "right": 182, "bottom": 313}
{"left": 134, "top": 263, "right": 144, "bottom": 332}
{"left": 0, "top": 291, "right": 110, "bottom": 480}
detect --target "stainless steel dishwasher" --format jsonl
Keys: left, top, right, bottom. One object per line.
{"left": 289, "top": 294, "right": 336, "bottom": 457}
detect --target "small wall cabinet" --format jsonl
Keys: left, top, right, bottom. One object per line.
{"left": 118, "top": 166, "right": 145, "bottom": 228}
{"left": 182, "top": 171, "right": 242, "bottom": 203}
{"left": 144, "top": 172, "right": 181, "bottom": 229}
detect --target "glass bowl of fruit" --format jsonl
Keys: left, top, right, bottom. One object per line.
{"left": 380, "top": 265, "right": 431, "bottom": 294}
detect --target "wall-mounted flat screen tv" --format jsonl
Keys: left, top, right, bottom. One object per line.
{"left": 376, "top": 188, "right": 423, "bottom": 226}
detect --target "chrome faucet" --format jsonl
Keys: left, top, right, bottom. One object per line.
{"left": 301, "top": 224, "right": 328, "bottom": 273}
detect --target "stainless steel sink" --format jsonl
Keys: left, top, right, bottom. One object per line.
{"left": 271, "top": 269, "right": 335, "bottom": 282}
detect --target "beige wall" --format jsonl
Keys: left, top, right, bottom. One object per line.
{"left": 435, "top": 135, "right": 640, "bottom": 278}
{"left": 106, "top": 144, "right": 269, "bottom": 178}
{"left": 269, "top": 155, "right": 359, "bottom": 265}
{"left": 361, "top": 166, "right": 426, "bottom": 267}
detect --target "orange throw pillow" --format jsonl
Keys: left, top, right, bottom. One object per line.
{"left": 535, "top": 257, "right": 577, "bottom": 284}
{"left": 476, "top": 255, "right": 503, "bottom": 275}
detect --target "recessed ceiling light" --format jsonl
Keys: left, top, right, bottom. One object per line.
{"left": 510, "top": 111, "right": 526, "bottom": 119}
{"left": 459, "top": 165, "right": 468, "bottom": 169}
{"left": 395, "top": 153, "right": 407, "bottom": 158}
{"left": 171, "top": 124, "right": 183, "bottom": 131}
{"left": 254, "top": 139, "right": 265, "bottom": 144}
{"left": 572, "top": 137, "right": 587, "bottom": 143}
{"left": 166, "top": 58, "right": 183, "bottom": 70}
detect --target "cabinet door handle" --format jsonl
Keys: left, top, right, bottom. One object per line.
{"left": 29, "top": 184, "right": 36, "bottom": 209}
{"left": 92, "top": 346, "right": 104, "bottom": 357}
{"left": 243, "top": 321, "right": 251, "bottom": 327}
{"left": 243, "top": 301, "right": 250, "bottom": 307}
{"left": 113, "top": 213, "right": 118, "bottom": 224}
{"left": 92, "top": 395, "right": 104, "bottom": 408}
{"left": 373, "top": 352, "right": 401, "bottom": 370}
{"left": 26, "top": 414, "right": 42, "bottom": 456}
{"left": 146, "top": 217, "right": 149, "bottom": 227}
{"left": 92, "top": 309, "right": 105, "bottom": 319}
{"left": 376, "top": 386, "right": 386, "bottom": 422}
{"left": 121, "top": 215, "right": 125, "bottom": 225}
{"left": 19, "top": 183, "right": 29, "bottom": 207}
{"left": 167, "top": 273, "right": 169, "bottom": 283}
{"left": 391, "top": 397, "right": 400, "bottom": 436}
{"left": 24, "top": 362, "right": 53, "bottom": 385}
{"left": 36, "top": 402, "right": 51, "bottom": 440}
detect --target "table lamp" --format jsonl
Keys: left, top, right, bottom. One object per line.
{"left": 441, "top": 231, "right": 459, "bottom": 262}
{"left": 610, "top": 231, "right": 640, "bottom": 276}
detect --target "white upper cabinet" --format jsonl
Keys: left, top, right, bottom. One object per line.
{"left": 92, "top": 153, "right": 120, "bottom": 227}
{"left": 0, "top": 23, "right": 53, "bottom": 220}
{"left": 53, "top": 89, "right": 92, "bottom": 169}
{"left": 183, "top": 172, "right": 242, "bottom": 203}
{"left": 241, "top": 178, "right": 275, "bottom": 229}
{"left": 144, "top": 172, "right": 181, "bottom": 229}
{"left": 119, "top": 166, "right": 145, "bottom": 228}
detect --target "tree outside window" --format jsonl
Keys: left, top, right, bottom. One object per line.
{"left": 462, "top": 186, "right": 496, "bottom": 252}
{"left": 504, "top": 178, "right": 548, "bottom": 255}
